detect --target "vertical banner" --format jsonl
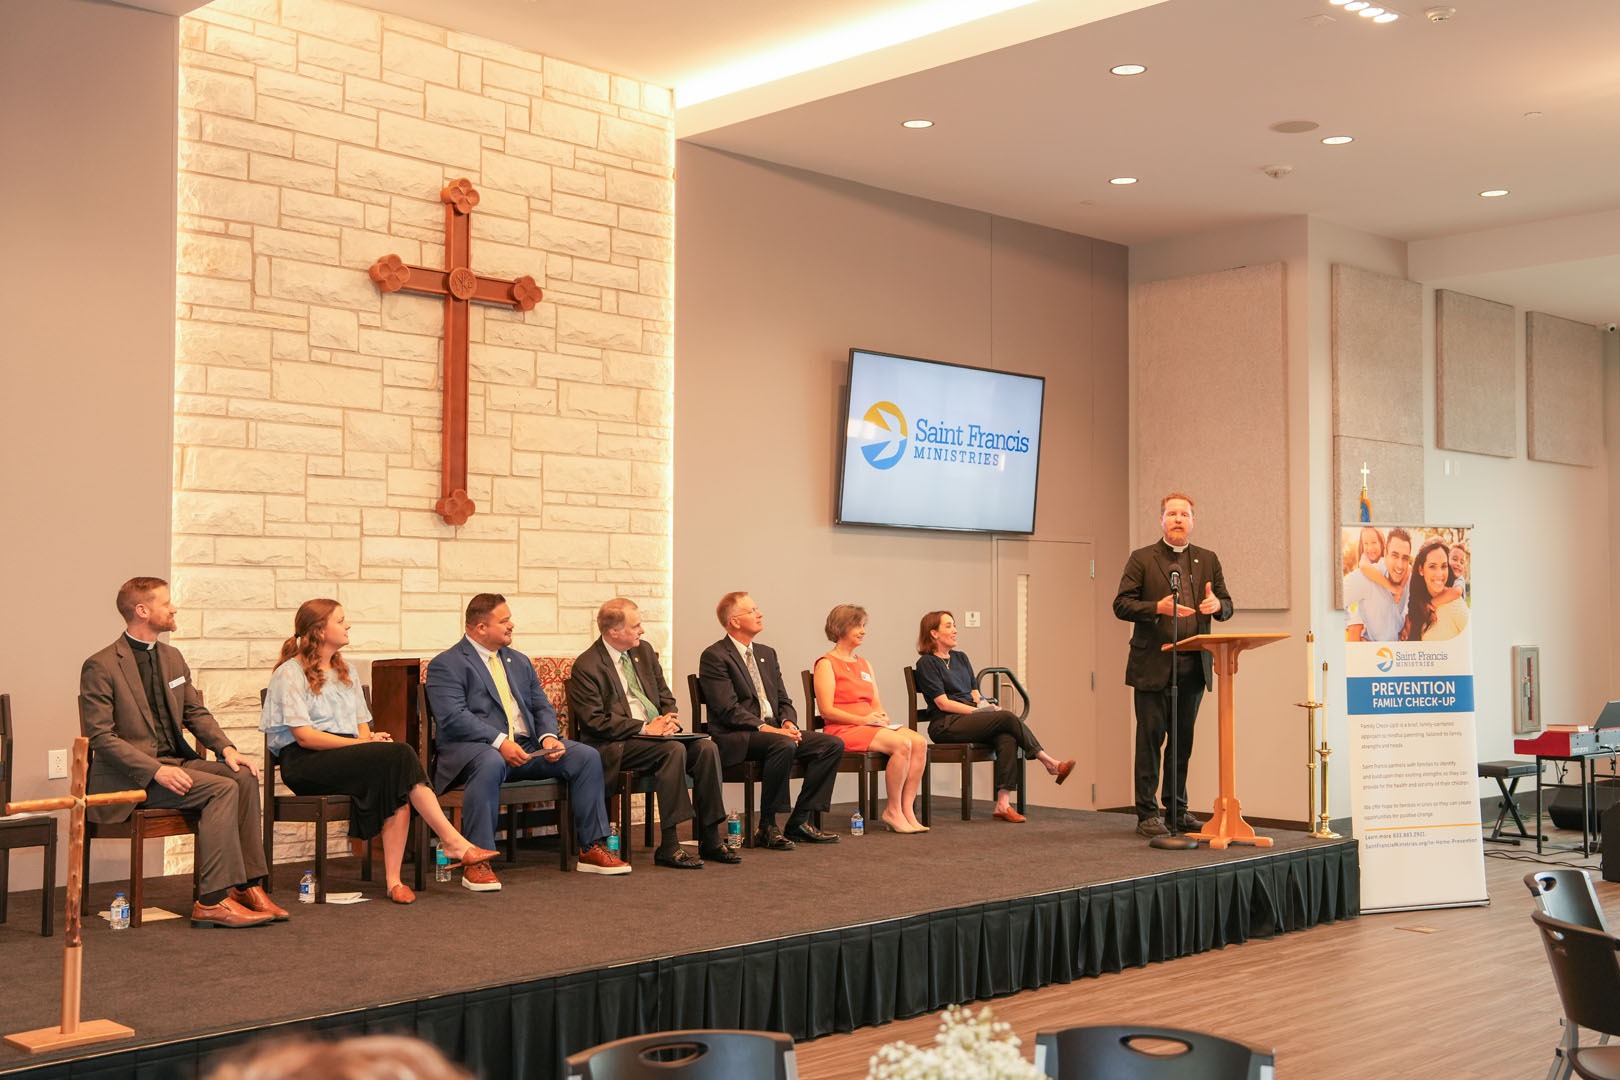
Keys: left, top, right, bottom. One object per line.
{"left": 1342, "top": 524, "right": 1486, "bottom": 912}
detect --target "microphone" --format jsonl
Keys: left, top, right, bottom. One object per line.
{"left": 1169, "top": 569, "right": 1181, "bottom": 595}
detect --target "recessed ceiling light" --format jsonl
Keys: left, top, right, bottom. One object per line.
{"left": 1479, "top": 189, "right": 1510, "bottom": 198}
{"left": 1329, "top": 0, "right": 1352, "bottom": 5}
{"left": 901, "top": 119, "right": 933, "bottom": 129}
{"left": 1359, "top": 5, "right": 1385, "bottom": 16}
{"left": 1343, "top": 1, "right": 1369, "bottom": 9}
{"left": 1373, "top": 10, "right": 1399, "bottom": 20}
{"left": 1110, "top": 63, "right": 1146, "bottom": 76}
{"left": 1109, "top": 177, "right": 1138, "bottom": 185}
{"left": 1322, "top": 135, "right": 1353, "bottom": 145}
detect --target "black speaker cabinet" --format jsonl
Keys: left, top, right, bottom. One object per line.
{"left": 1605, "top": 802, "right": 1620, "bottom": 882}
{"left": 1550, "top": 776, "right": 1620, "bottom": 832}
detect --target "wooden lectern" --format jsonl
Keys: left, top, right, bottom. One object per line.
{"left": 1163, "top": 632, "right": 1289, "bottom": 850}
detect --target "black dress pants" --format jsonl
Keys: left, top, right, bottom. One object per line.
{"left": 928, "top": 709, "right": 1042, "bottom": 793}
{"left": 738, "top": 729, "right": 843, "bottom": 819}
{"left": 617, "top": 736, "right": 727, "bottom": 849}
{"left": 1133, "top": 668, "right": 1205, "bottom": 820}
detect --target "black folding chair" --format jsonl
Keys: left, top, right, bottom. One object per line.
{"left": 1035, "top": 1025, "right": 1273, "bottom": 1080}
{"left": 565, "top": 1029, "right": 797, "bottom": 1080}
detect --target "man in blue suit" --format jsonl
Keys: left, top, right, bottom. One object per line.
{"left": 424, "top": 593, "right": 629, "bottom": 889}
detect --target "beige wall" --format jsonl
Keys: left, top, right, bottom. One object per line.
{"left": 0, "top": 0, "right": 179, "bottom": 890}
{"left": 672, "top": 146, "right": 1130, "bottom": 808}
{"left": 1133, "top": 215, "right": 1615, "bottom": 821}
{"left": 1129, "top": 217, "right": 1315, "bottom": 820}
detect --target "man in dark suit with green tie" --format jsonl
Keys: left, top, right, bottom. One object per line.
{"left": 79, "top": 577, "right": 282, "bottom": 927}
{"left": 567, "top": 598, "right": 735, "bottom": 870}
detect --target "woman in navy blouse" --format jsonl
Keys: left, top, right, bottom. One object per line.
{"left": 913, "top": 610, "right": 1074, "bottom": 822}
{"left": 261, "top": 599, "right": 495, "bottom": 903}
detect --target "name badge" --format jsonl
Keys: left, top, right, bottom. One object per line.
{"left": 168, "top": 676, "right": 187, "bottom": 689}
{"left": 859, "top": 670, "right": 873, "bottom": 682}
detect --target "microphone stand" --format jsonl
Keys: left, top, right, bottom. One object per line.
{"left": 1151, "top": 568, "right": 1198, "bottom": 851}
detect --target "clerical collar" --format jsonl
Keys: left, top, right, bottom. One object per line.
{"left": 1162, "top": 539, "right": 1189, "bottom": 554}
{"left": 124, "top": 631, "right": 157, "bottom": 652}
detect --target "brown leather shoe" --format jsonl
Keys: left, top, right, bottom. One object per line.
{"left": 191, "top": 896, "right": 274, "bottom": 929}
{"left": 455, "top": 845, "right": 499, "bottom": 868}
{"left": 228, "top": 884, "right": 289, "bottom": 921}
{"left": 461, "top": 861, "right": 502, "bottom": 891}
{"left": 992, "top": 806, "right": 1028, "bottom": 823}
{"left": 1053, "top": 759, "right": 1076, "bottom": 785}
{"left": 387, "top": 882, "right": 416, "bottom": 904}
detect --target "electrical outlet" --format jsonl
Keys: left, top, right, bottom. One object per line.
{"left": 963, "top": 611, "right": 981, "bottom": 627}
{"left": 47, "top": 749, "right": 68, "bottom": 780}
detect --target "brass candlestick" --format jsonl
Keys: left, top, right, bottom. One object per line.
{"left": 1295, "top": 659, "right": 1341, "bottom": 840}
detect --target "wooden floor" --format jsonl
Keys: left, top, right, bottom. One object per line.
{"left": 794, "top": 839, "right": 1607, "bottom": 1080}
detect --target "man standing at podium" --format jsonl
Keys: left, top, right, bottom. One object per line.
{"left": 1113, "top": 493, "right": 1233, "bottom": 839}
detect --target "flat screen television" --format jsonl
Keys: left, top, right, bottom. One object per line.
{"left": 835, "top": 348, "right": 1045, "bottom": 534}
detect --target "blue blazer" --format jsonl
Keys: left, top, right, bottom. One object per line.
{"left": 423, "top": 638, "right": 559, "bottom": 792}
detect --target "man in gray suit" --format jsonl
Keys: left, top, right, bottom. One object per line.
{"left": 79, "top": 577, "right": 282, "bottom": 928}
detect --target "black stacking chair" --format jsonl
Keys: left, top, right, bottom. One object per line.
{"left": 1035, "top": 1025, "right": 1274, "bottom": 1079}
{"left": 565, "top": 1029, "right": 797, "bottom": 1080}
{"left": 1528, "top": 871, "right": 1612, "bottom": 1080}
{"left": 801, "top": 668, "right": 886, "bottom": 825}
{"left": 903, "top": 666, "right": 1028, "bottom": 824}
{"left": 258, "top": 686, "right": 375, "bottom": 902}
{"left": 1, "top": 694, "right": 59, "bottom": 936}
{"left": 1532, "top": 910, "right": 1620, "bottom": 1080}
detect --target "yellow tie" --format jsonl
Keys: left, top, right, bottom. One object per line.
{"left": 488, "top": 651, "right": 520, "bottom": 740}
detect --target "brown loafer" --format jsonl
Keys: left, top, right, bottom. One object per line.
{"left": 1053, "top": 759, "right": 1076, "bottom": 785}
{"left": 455, "top": 845, "right": 499, "bottom": 868}
{"left": 191, "top": 896, "right": 274, "bottom": 929}
{"left": 387, "top": 882, "right": 416, "bottom": 904}
{"left": 992, "top": 806, "right": 1028, "bottom": 823}
{"left": 228, "top": 884, "right": 290, "bottom": 921}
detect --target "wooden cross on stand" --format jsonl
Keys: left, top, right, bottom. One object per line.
{"left": 4, "top": 737, "right": 145, "bottom": 1053}
{"left": 369, "top": 178, "right": 543, "bottom": 526}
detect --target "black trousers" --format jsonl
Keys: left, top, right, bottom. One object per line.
{"left": 928, "top": 710, "right": 1042, "bottom": 792}
{"left": 617, "top": 736, "right": 727, "bottom": 849}
{"left": 1133, "top": 669, "right": 1205, "bottom": 819}
{"left": 737, "top": 729, "right": 843, "bottom": 820}
{"left": 277, "top": 741, "right": 427, "bottom": 841}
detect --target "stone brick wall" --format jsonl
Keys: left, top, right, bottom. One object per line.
{"left": 171, "top": 0, "right": 672, "bottom": 865}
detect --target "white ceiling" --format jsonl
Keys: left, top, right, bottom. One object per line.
{"left": 137, "top": 0, "right": 1620, "bottom": 322}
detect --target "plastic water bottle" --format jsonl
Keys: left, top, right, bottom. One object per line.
{"left": 851, "top": 811, "right": 864, "bottom": 837}
{"left": 434, "top": 838, "right": 452, "bottom": 883}
{"left": 726, "top": 810, "right": 742, "bottom": 851}
{"left": 606, "top": 823, "right": 622, "bottom": 859}
{"left": 110, "top": 892, "right": 130, "bottom": 930}
{"left": 298, "top": 870, "right": 315, "bottom": 904}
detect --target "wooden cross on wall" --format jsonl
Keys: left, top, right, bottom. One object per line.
{"left": 370, "top": 178, "right": 542, "bottom": 526}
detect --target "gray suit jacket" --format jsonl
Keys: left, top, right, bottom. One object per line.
{"left": 78, "top": 635, "right": 233, "bottom": 823}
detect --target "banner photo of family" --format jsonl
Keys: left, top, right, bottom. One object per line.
{"left": 1342, "top": 523, "right": 1486, "bottom": 913}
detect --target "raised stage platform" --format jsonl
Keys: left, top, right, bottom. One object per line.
{"left": 0, "top": 805, "right": 1357, "bottom": 1079}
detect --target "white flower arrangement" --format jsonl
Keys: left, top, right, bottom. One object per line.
{"left": 867, "top": 1005, "right": 1045, "bottom": 1080}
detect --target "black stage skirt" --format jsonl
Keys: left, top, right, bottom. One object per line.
{"left": 276, "top": 740, "right": 427, "bottom": 840}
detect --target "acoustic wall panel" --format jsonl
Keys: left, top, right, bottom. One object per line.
{"left": 1332, "top": 264, "right": 1423, "bottom": 445}
{"left": 1435, "top": 289, "right": 1516, "bottom": 458}
{"left": 1133, "top": 262, "right": 1289, "bottom": 611}
{"left": 1526, "top": 311, "right": 1603, "bottom": 467}
{"left": 1331, "top": 437, "right": 1425, "bottom": 610}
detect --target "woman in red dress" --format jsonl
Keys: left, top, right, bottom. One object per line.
{"left": 812, "top": 604, "right": 931, "bottom": 833}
